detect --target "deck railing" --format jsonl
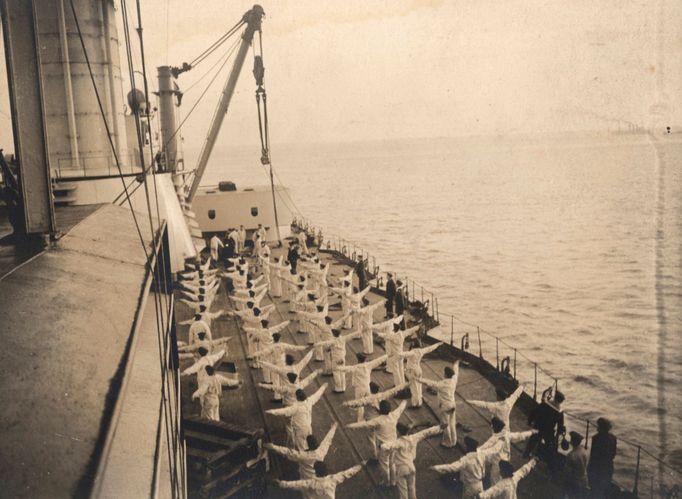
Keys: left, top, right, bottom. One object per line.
{"left": 291, "top": 217, "right": 680, "bottom": 498}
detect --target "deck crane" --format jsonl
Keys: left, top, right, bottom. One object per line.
{"left": 156, "top": 5, "right": 265, "bottom": 202}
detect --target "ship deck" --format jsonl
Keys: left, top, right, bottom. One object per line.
{"left": 176, "top": 243, "right": 563, "bottom": 498}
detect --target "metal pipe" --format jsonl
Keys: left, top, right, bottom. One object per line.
{"left": 533, "top": 363, "right": 538, "bottom": 400}
{"left": 450, "top": 316, "right": 454, "bottom": 346}
{"left": 57, "top": 0, "right": 79, "bottom": 169}
{"left": 157, "top": 65, "right": 177, "bottom": 172}
{"left": 513, "top": 348, "right": 517, "bottom": 379}
{"left": 496, "top": 337, "right": 500, "bottom": 370}
{"left": 101, "top": 0, "right": 121, "bottom": 159}
{"left": 633, "top": 446, "right": 641, "bottom": 495}
{"left": 477, "top": 326, "right": 482, "bottom": 358}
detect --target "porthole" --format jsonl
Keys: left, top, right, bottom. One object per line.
{"left": 208, "top": 209, "right": 216, "bottom": 220}
{"left": 251, "top": 207, "right": 258, "bottom": 217}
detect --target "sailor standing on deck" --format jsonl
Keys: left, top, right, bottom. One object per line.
{"left": 357, "top": 299, "right": 384, "bottom": 354}
{"left": 383, "top": 424, "right": 442, "bottom": 499}
{"left": 320, "top": 328, "right": 362, "bottom": 392}
{"left": 385, "top": 273, "right": 397, "bottom": 317}
{"left": 376, "top": 324, "right": 420, "bottom": 387}
{"left": 265, "top": 423, "right": 338, "bottom": 482}
{"left": 274, "top": 461, "right": 363, "bottom": 499}
{"left": 344, "top": 382, "right": 408, "bottom": 434}
{"left": 259, "top": 350, "right": 315, "bottom": 402}
{"left": 418, "top": 361, "right": 459, "bottom": 448}
{"left": 347, "top": 400, "right": 407, "bottom": 486}
{"left": 469, "top": 385, "right": 524, "bottom": 430}
{"left": 210, "top": 234, "right": 224, "bottom": 262}
{"left": 191, "top": 365, "right": 242, "bottom": 421}
{"left": 431, "top": 437, "right": 504, "bottom": 499}
{"left": 480, "top": 417, "right": 536, "bottom": 485}
{"left": 479, "top": 458, "right": 538, "bottom": 499}
{"left": 399, "top": 342, "right": 441, "bottom": 407}
{"left": 180, "top": 347, "right": 226, "bottom": 387}
{"left": 266, "top": 384, "right": 328, "bottom": 450}
{"left": 259, "top": 370, "right": 321, "bottom": 406}
{"left": 337, "top": 353, "right": 387, "bottom": 421}
{"left": 237, "top": 225, "right": 246, "bottom": 253}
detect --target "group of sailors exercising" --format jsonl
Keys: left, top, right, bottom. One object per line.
{"left": 176, "top": 229, "right": 546, "bottom": 499}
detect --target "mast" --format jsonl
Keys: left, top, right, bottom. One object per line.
{"left": 187, "top": 5, "right": 264, "bottom": 202}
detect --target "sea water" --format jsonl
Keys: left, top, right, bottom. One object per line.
{"left": 199, "top": 133, "right": 681, "bottom": 488}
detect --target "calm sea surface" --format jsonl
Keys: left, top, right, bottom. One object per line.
{"left": 199, "top": 133, "right": 682, "bottom": 485}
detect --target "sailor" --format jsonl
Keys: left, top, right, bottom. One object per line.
{"left": 376, "top": 323, "right": 420, "bottom": 387}
{"left": 191, "top": 365, "right": 241, "bottom": 421}
{"left": 564, "top": 431, "right": 588, "bottom": 499}
{"left": 188, "top": 319, "right": 212, "bottom": 344}
{"left": 431, "top": 437, "right": 504, "bottom": 499}
{"left": 337, "top": 353, "right": 387, "bottom": 421}
{"left": 179, "top": 307, "right": 227, "bottom": 330}
{"left": 371, "top": 315, "right": 404, "bottom": 342}
{"left": 232, "top": 287, "right": 268, "bottom": 311}
{"left": 245, "top": 321, "right": 291, "bottom": 376}
{"left": 524, "top": 389, "right": 565, "bottom": 472}
{"left": 469, "top": 385, "right": 524, "bottom": 430}
{"left": 237, "top": 225, "right": 246, "bottom": 253}
{"left": 385, "top": 273, "right": 397, "bottom": 317}
{"left": 347, "top": 400, "right": 407, "bottom": 486}
{"left": 179, "top": 292, "right": 218, "bottom": 311}
{"left": 297, "top": 303, "right": 329, "bottom": 347}
{"left": 209, "top": 234, "right": 224, "bottom": 262}
{"left": 181, "top": 277, "right": 220, "bottom": 296}
{"left": 287, "top": 242, "right": 300, "bottom": 272}
{"left": 310, "top": 314, "right": 350, "bottom": 375}
{"left": 478, "top": 458, "right": 538, "bottom": 499}
{"left": 383, "top": 424, "right": 442, "bottom": 499}
{"left": 266, "top": 383, "right": 328, "bottom": 450}
{"left": 319, "top": 328, "right": 362, "bottom": 392}
{"left": 265, "top": 423, "right": 338, "bottom": 481}
{"left": 274, "top": 461, "right": 362, "bottom": 499}
{"left": 480, "top": 417, "right": 536, "bottom": 485}
{"left": 226, "top": 228, "right": 240, "bottom": 254}
{"left": 418, "top": 361, "right": 459, "bottom": 448}
{"left": 257, "top": 223, "right": 266, "bottom": 241}
{"left": 347, "top": 286, "right": 372, "bottom": 330}
{"left": 252, "top": 332, "right": 306, "bottom": 381}
{"left": 259, "top": 370, "right": 321, "bottom": 406}
{"left": 587, "top": 417, "right": 617, "bottom": 498}
{"left": 180, "top": 347, "right": 226, "bottom": 386}
{"left": 178, "top": 331, "right": 231, "bottom": 358}
{"left": 297, "top": 229, "right": 309, "bottom": 256}
{"left": 259, "top": 350, "right": 315, "bottom": 402}
{"left": 394, "top": 280, "right": 406, "bottom": 327}
{"left": 356, "top": 298, "right": 384, "bottom": 354}
{"left": 399, "top": 342, "right": 441, "bottom": 407}
{"left": 267, "top": 257, "right": 284, "bottom": 297}
{"left": 343, "top": 381, "right": 408, "bottom": 427}
{"left": 180, "top": 284, "right": 220, "bottom": 306}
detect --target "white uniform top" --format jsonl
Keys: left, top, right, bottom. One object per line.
{"left": 478, "top": 459, "right": 537, "bottom": 499}
{"left": 384, "top": 426, "right": 441, "bottom": 476}
{"left": 469, "top": 385, "right": 524, "bottom": 429}
{"left": 420, "top": 362, "right": 459, "bottom": 411}
{"left": 347, "top": 401, "right": 407, "bottom": 446}
{"left": 432, "top": 442, "right": 504, "bottom": 492}
{"left": 276, "top": 464, "right": 362, "bottom": 499}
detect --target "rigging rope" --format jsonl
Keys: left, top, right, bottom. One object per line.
{"left": 188, "top": 20, "right": 244, "bottom": 69}
{"left": 253, "top": 30, "right": 282, "bottom": 245}
{"left": 113, "top": 37, "right": 241, "bottom": 206}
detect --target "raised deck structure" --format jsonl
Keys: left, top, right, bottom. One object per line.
{"left": 177, "top": 242, "right": 563, "bottom": 498}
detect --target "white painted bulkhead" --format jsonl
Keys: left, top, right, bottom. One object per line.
{"left": 192, "top": 185, "right": 293, "bottom": 242}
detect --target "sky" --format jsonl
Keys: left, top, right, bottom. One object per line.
{"left": 1, "top": 0, "right": 681, "bottom": 151}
